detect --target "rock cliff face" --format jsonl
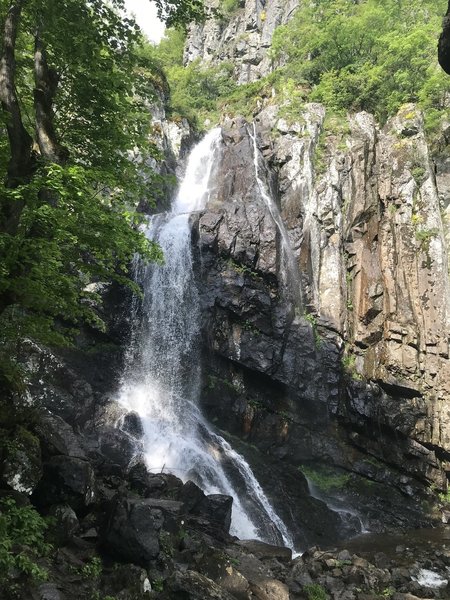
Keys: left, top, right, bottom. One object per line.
{"left": 185, "top": 0, "right": 299, "bottom": 83}
{"left": 186, "top": 0, "right": 450, "bottom": 532}
{"left": 17, "top": 0, "right": 450, "bottom": 544}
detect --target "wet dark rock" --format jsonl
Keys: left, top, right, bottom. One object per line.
{"left": 179, "top": 479, "right": 206, "bottom": 512}
{"left": 3, "top": 427, "right": 42, "bottom": 495}
{"left": 33, "top": 456, "right": 96, "bottom": 513}
{"left": 127, "top": 462, "right": 184, "bottom": 498}
{"left": 101, "top": 497, "right": 162, "bottom": 564}
{"left": 80, "top": 422, "right": 139, "bottom": 480}
{"left": 36, "top": 583, "right": 64, "bottom": 600}
{"left": 48, "top": 503, "right": 79, "bottom": 545}
{"left": 236, "top": 540, "right": 292, "bottom": 562}
{"left": 95, "top": 425, "right": 136, "bottom": 471}
{"left": 120, "top": 411, "right": 144, "bottom": 438}
{"left": 36, "top": 413, "right": 86, "bottom": 460}
{"left": 197, "top": 494, "right": 233, "bottom": 533}
{"left": 100, "top": 495, "right": 182, "bottom": 565}
{"left": 439, "top": 2, "right": 450, "bottom": 75}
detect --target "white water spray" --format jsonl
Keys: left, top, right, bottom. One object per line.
{"left": 117, "top": 128, "right": 294, "bottom": 548}
{"left": 249, "top": 123, "right": 302, "bottom": 311}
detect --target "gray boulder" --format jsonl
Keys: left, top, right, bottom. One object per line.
{"left": 33, "top": 455, "right": 96, "bottom": 512}
{"left": 101, "top": 496, "right": 183, "bottom": 566}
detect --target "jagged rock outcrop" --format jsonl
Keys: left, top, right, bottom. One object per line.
{"left": 194, "top": 100, "right": 450, "bottom": 531}
{"left": 185, "top": 0, "right": 299, "bottom": 84}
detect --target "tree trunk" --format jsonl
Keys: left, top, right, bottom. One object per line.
{"left": 0, "top": 1, "right": 34, "bottom": 187}
{"left": 34, "top": 35, "right": 68, "bottom": 164}
{"left": 0, "top": 0, "right": 34, "bottom": 237}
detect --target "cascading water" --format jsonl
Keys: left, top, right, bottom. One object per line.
{"left": 249, "top": 123, "right": 303, "bottom": 312}
{"left": 305, "top": 476, "right": 369, "bottom": 537}
{"left": 249, "top": 125, "right": 367, "bottom": 540}
{"left": 117, "top": 128, "right": 294, "bottom": 548}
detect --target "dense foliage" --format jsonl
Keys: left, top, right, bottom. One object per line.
{"left": 271, "top": 0, "right": 450, "bottom": 124}
{"left": 0, "top": 0, "right": 205, "bottom": 392}
{"left": 144, "top": 28, "right": 235, "bottom": 125}
{"left": 159, "top": 0, "right": 450, "bottom": 133}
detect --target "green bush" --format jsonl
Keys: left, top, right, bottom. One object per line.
{"left": 0, "top": 498, "right": 51, "bottom": 587}
{"left": 221, "top": 0, "right": 241, "bottom": 16}
{"left": 167, "top": 60, "right": 238, "bottom": 126}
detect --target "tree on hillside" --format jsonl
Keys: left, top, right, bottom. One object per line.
{"left": 272, "top": 0, "right": 450, "bottom": 122}
{"left": 0, "top": 0, "right": 203, "bottom": 391}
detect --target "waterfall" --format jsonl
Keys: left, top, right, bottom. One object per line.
{"left": 117, "top": 128, "right": 294, "bottom": 548}
{"left": 249, "top": 123, "right": 303, "bottom": 312}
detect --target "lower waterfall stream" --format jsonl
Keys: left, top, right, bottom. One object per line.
{"left": 117, "top": 128, "right": 295, "bottom": 549}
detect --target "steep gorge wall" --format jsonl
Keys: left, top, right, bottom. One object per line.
{"left": 189, "top": 0, "right": 450, "bottom": 529}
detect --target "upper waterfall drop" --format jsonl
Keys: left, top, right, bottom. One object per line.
{"left": 172, "top": 127, "right": 223, "bottom": 215}
{"left": 116, "top": 128, "right": 295, "bottom": 550}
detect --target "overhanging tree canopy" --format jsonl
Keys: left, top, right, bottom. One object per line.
{"left": 0, "top": 0, "right": 203, "bottom": 391}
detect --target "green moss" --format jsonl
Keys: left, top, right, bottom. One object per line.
{"left": 364, "top": 455, "right": 383, "bottom": 468}
{"left": 206, "top": 374, "right": 241, "bottom": 394}
{"left": 80, "top": 557, "right": 102, "bottom": 580}
{"left": 242, "top": 320, "right": 260, "bottom": 335}
{"left": 225, "top": 257, "right": 262, "bottom": 280}
{"left": 159, "top": 531, "right": 174, "bottom": 558}
{"left": 152, "top": 578, "right": 164, "bottom": 592}
{"left": 304, "top": 313, "right": 317, "bottom": 327}
{"left": 299, "top": 465, "right": 351, "bottom": 493}
{"left": 341, "top": 353, "right": 362, "bottom": 380}
{"left": 438, "top": 489, "right": 450, "bottom": 504}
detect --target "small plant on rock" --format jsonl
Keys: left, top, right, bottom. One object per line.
{"left": 152, "top": 577, "right": 165, "bottom": 592}
{"left": 304, "top": 583, "right": 329, "bottom": 600}
{"left": 80, "top": 556, "right": 102, "bottom": 579}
